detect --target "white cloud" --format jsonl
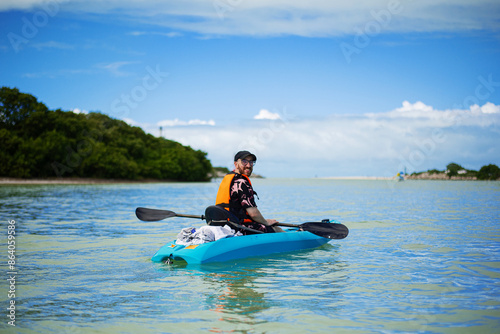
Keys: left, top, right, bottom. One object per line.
{"left": 128, "top": 101, "right": 500, "bottom": 177}
{"left": 396, "top": 101, "right": 434, "bottom": 113}
{"left": 157, "top": 118, "right": 215, "bottom": 127}
{"left": 123, "top": 117, "right": 140, "bottom": 126}
{"left": 22, "top": 68, "right": 92, "bottom": 78}
{"left": 254, "top": 109, "right": 281, "bottom": 120}
{"left": 95, "top": 61, "right": 139, "bottom": 77}
{"left": 367, "top": 100, "right": 439, "bottom": 119}
{"left": 1, "top": 1, "right": 498, "bottom": 36}
{"left": 129, "top": 31, "right": 182, "bottom": 38}
{"left": 470, "top": 102, "right": 500, "bottom": 114}
{"left": 369, "top": 101, "right": 500, "bottom": 128}
{"left": 72, "top": 108, "right": 88, "bottom": 114}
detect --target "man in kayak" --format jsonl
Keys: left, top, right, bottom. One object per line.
{"left": 216, "top": 150, "right": 283, "bottom": 234}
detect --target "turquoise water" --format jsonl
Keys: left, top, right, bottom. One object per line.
{"left": 0, "top": 179, "right": 499, "bottom": 333}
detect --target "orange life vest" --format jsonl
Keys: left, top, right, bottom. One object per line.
{"left": 216, "top": 172, "right": 253, "bottom": 221}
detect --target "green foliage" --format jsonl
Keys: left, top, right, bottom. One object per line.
{"left": 213, "top": 166, "right": 231, "bottom": 174}
{"left": 477, "top": 164, "right": 500, "bottom": 180}
{"left": 0, "top": 87, "right": 49, "bottom": 128}
{"left": 0, "top": 87, "right": 212, "bottom": 181}
{"left": 415, "top": 163, "right": 498, "bottom": 180}
{"left": 446, "top": 162, "right": 463, "bottom": 177}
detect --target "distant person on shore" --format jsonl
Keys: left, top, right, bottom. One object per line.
{"left": 215, "top": 150, "right": 283, "bottom": 234}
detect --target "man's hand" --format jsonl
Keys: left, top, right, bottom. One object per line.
{"left": 266, "top": 219, "right": 279, "bottom": 226}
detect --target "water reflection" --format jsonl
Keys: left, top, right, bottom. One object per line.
{"left": 150, "top": 243, "right": 347, "bottom": 333}
{"left": 203, "top": 269, "right": 270, "bottom": 331}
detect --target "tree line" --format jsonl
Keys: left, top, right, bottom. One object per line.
{"left": 413, "top": 162, "right": 500, "bottom": 180}
{"left": 0, "top": 87, "right": 213, "bottom": 181}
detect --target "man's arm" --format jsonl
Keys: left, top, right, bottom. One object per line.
{"left": 246, "top": 207, "right": 278, "bottom": 226}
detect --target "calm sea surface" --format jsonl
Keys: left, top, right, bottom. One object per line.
{"left": 0, "top": 179, "right": 499, "bottom": 333}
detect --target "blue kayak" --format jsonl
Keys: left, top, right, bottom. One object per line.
{"left": 151, "top": 229, "right": 331, "bottom": 264}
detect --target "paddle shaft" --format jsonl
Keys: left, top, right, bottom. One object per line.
{"left": 135, "top": 207, "right": 348, "bottom": 239}
{"left": 172, "top": 215, "right": 297, "bottom": 229}
{"left": 177, "top": 219, "right": 306, "bottom": 230}
{"left": 176, "top": 213, "right": 204, "bottom": 220}
{"left": 138, "top": 208, "right": 305, "bottom": 226}
{"left": 276, "top": 222, "right": 300, "bottom": 228}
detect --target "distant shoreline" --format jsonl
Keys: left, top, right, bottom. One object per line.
{"left": 405, "top": 171, "right": 498, "bottom": 181}
{"left": 321, "top": 175, "right": 497, "bottom": 181}
{"left": 0, "top": 177, "right": 177, "bottom": 185}
{"left": 1, "top": 175, "right": 497, "bottom": 185}
{"left": 320, "top": 176, "right": 392, "bottom": 180}
{"left": 406, "top": 172, "right": 477, "bottom": 181}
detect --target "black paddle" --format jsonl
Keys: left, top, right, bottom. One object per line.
{"left": 135, "top": 207, "right": 349, "bottom": 240}
{"left": 135, "top": 207, "right": 204, "bottom": 221}
{"left": 277, "top": 222, "right": 349, "bottom": 239}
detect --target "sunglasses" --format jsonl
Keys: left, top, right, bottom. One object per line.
{"left": 240, "top": 159, "right": 256, "bottom": 166}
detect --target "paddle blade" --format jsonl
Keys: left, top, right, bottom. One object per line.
{"left": 300, "top": 222, "right": 349, "bottom": 239}
{"left": 135, "top": 207, "right": 176, "bottom": 221}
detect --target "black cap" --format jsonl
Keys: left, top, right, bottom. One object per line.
{"left": 234, "top": 150, "right": 257, "bottom": 162}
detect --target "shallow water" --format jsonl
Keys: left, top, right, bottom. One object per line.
{"left": 0, "top": 179, "right": 499, "bottom": 333}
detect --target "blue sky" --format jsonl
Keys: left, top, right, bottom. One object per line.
{"left": 1, "top": 0, "right": 500, "bottom": 178}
